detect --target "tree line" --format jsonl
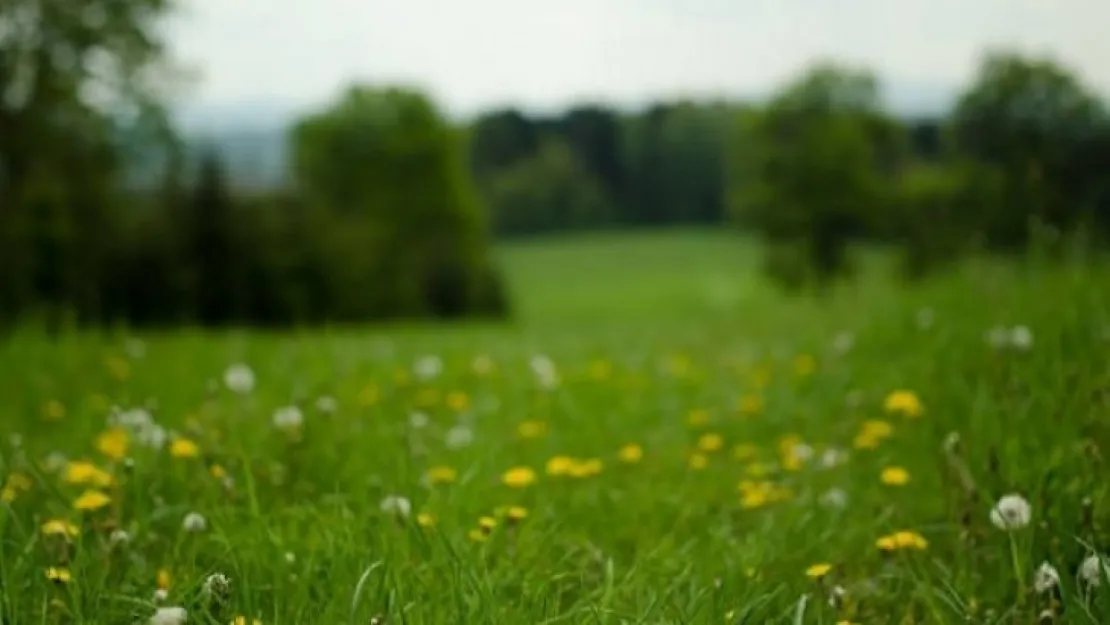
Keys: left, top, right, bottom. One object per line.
{"left": 3, "top": 0, "right": 1109, "bottom": 327}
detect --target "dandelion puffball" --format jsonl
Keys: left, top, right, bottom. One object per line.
{"left": 1079, "top": 554, "right": 1109, "bottom": 587}
{"left": 989, "top": 494, "right": 1031, "bottom": 531}
{"left": 1033, "top": 561, "right": 1060, "bottom": 594}
{"left": 149, "top": 607, "right": 187, "bottom": 625}
{"left": 182, "top": 512, "right": 207, "bottom": 533}
{"left": 223, "top": 363, "right": 255, "bottom": 394}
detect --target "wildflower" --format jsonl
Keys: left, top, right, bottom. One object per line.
{"left": 617, "top": 444, "right": 643, "bottom": 464}
{"left": 416, "top": 513, "right": 435, "bottom": 528}
{"left": 883, "top": 390, "right": 923, "bottom": 417}
{"left": 806, "top": 563, "right": 832, "bottom": 579}
{"left": 880, "top": 466, "right": 910, "bottom": 486}
{"left": 96, "top": 428, "right": 130, "bottom": 461}
{"left": 74, "top": 490, "right": 111, "bottom": 511}
{"left": 408, "top": 411, "right": 430, "bottom": 429}
{"left": 424, "top": 465, "right": 458, "bottom": 485}
{"left": 210, "top": 464, "right": 227, "bottom": 480}
{"left": 182, "top": 512, "right": 207, "bottom": 533}
{"left": 530, "top": 354, "right": 559, "bottom": 388}
{"left": 517, "top": 420, "right": 547, "bottom": 439}
{"left": 314, "top": 395, "right": 337, "bottom": 413}
{"left": 989, "top": 494, "right": 1031, "bottom": 530}
{"left": 567, "top": 459, "right": 603, "bottom": 478}
{"left": 697, "top": 433, "right": 724, "bottom": 453}
{"left": 1010, "top": 325, "right": 1034, "bottom": 350}
{"left": 820, "top": 488, "right": 848, "bottom": 509}
{"left": 446, "top": 391, "right": 469, "bottom": 412}
{"left": 157, "top": 569, "right": 172, "bottom": 589}
{"left": 413, "top": 355, "right": 443, "bottom": 380}
{"left": 272, "top": 406, "right": 303, "bottom": 431}
{"left": 546, "top": 455, "right": 574, "bottom": 476}
{"left": 65, "top": 461, "right": 113, "bottom": 487}
{"left": 153, "top": 588, "right": 169, "bottom": 603}
{"left": 832, "top": 332, "right": 855, "bottom": 355}
{"left": 203, "top": 572, "right": 231, "bottom": 600}
{"left": 43, "top": 400, "right": 66, "bottom": 421}
{"left": 506, "top": 506, "right": 528, "bottom": 522}
{"left": 41, "top": 519, "right": 79, "bottom": 538}
{"left": 732, "top": 443, "right": 758, "bottom": 461}
{"left": 380, "top": 495, "right": 412, "bottom": 519}
{"left": 478, "top": 516, "right": 497, "bottom": 531}
{"left": 819, "top": 448, "right": 848, "bottom": 469}
{"left": 794, "top": 354, "right": 816, "bottom": 377}
{"left": 468, "top": 528, "right": 487, "bottom": 542}
{"left": 1079, "top": 554, "right": 1108, "bottom": 587}
{"left": 149, "top": 607, "right": 188, "bottom": 625}
{"left": 876, "top": 530, "right": 928, "bottom": 551}
{"left": 688, "top": 453, "right": 708, "bottom": 470}
{"left": 169, "top": 438, "right": 199, "bottom": 459}
{"left": 502, "top": 467, "right": 537, "bottom": 488}
{"left": 445, "top": 425, "right": 474, "bottom": 449}
{"left": 45, "top": 567, "right": 71, "bottom": 583}
{"left": 223, "top": 364, "right": 255, "bottom": 394}
{"left": 110, "top": 529, "right": 132, "bottom": 546}
{"left": 1, "top": 472, "right": 31, "bottom": 502}
{"left": 1033, "top": 561, "right": 1060, "bottom": 594}
{"left": 686, "top": 409, "right": 710, "bottom": 427}
{"left": 231, "top": 618, "right": 262, "bottom": 625}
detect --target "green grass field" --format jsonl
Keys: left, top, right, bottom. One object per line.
{"left": 3, "top": 229, "right": 1110, "bottom": 624}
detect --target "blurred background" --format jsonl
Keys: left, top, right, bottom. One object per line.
{"left": 1, "top": 0, "right": 1108, "bottom": 330}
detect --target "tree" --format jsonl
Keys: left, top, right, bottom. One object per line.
{"left": 951, "top": 51, "right": 1110, "bottom": 249}
{"left": 290, "top": 85, "right": 508, "bottom": 319}
{"left": 728, "top": 63, "right": 901, "bottom": 288}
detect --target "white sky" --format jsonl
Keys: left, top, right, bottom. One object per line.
{"left": 168, "top": 0, "right": 1110, "bottom": 118}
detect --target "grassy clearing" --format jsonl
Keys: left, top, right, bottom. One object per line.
{"left": 2, "top": 230, "right": 1110, "bottom": 623}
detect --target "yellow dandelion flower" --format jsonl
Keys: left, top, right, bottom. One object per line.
{"left": 545, "top": 455, "right": 574, "bottom": 476}
{"left": 876, "top": 535, "right": 897, "bottom": 551}
{"left": 446, "top": 391, "right": 469, "bottom": 412}
{"left": 738, "top": 394, "right": 764, "bottom": 416}
{"left": 506, "top": 506, "right": 528, "bottom": 522}
{"left": 425, "top": 465, "right": 458, "bottom": 485}
{"left": 731, "top": 443, "right": 758, "bottom": 461}
{"left": 106, "top": 356, "right": 131, "bottom": 381}
{"left": 517, "top": 420, "right": 547, "bottom": 439}
{"left": 5, "top": 472, "right": 32, "bottom": 491}
{"left": 880, "top": 466, "right": 910, "bottom": 486}
{"left": 478, "top": 516, "right": 497, "bottom": 531}
{"left": 42, "top": 400, "right": 66, "bottom": 421}
{"left": 853, "top": 433, "right": 880, "bottom": 450}
{"left": 501, "top": 466, "right": 536, "bottom": 488}
{"left": 169, "top": 438, "right": 200, "bottom": 459}
{"left": 230, "top": 617, "right": 262, "bottom": 625}
{"left": 73, "top": 489, "right": 111, "bottom": 511}
{"left": 210, "top": 464, "right": 228, "bottom": 479}
{"left": 697, "top": 433, "right": 724, "bottom": 453}
{"left": 416, "top": 513, "right": 435, "bottom": 528}
{"left": 794, "top": 354, "right": 816, "bottom": 377}
{"left": 805, "top": 563, "right": 832, "bottom": 579}
{"left": 688, "top": 453, "right": 709, "bottom": 470}
{"left": 686, "top": 409, "right": 710, "bottom": 427}
{"left": 892, "top": 530, "right": 928, "bottom": 550}
{"left": 744, "top": 461, "right": 769, "bottom": 477}
{"left": 45, "top": 567, "right": 71, "bottom": 583}
{"left": 568, "top": 458, "right": 603, "bottom": 478}
{"left": 617, "top": 444, "right": 643, "bottom": 464}
{"left": 883, "top": 390, "right": 923, "bottom": 418}
{"left": 64, "top": 461, "right": 113, "bottom": 487}
{"left": 41, "top": 519, "right": 79, "bottom": 538}
{"left": 96, "top": 428, "right": 129, "bottom": 461}
{"left": 862, "top": 419, "right": 894, "bottom": 437}
{"left": 468, "top": 528, "right": 487, "bottom": 542}
{"left": 157, "top": 568, "right": 172, "bottom": 589}
{"left": 359, "top": 384, "right": 380, "bottom": 406}
{"left": 0, "top": 486, "right": 16, "bottom": 503}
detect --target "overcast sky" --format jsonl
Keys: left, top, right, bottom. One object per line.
{"left": 168, "top": 0, "right": 1110, "bottom": 119}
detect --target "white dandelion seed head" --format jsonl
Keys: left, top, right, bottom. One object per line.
{"left": 444, "top": 424, "right": 474, "bottom": 449}
{"left": 314, "top": 395, "right": 337, "bottom": 414}
{"left": 152, "top": 588, "right": 169, "bottom": 603}
{"left": 408, "top": 411, "right": 430, "bottom": 430}
{"left": 272, "top": 406, "right": 304, "bottom": 431}
{"left": 202, "top": 572, "right": 230, "bottom": 599}
{"left": 1034, "top": 561, "right": 1060, "bottom": 594}
{"left": 137, "top": 423, "right": 167, "bottom": 450}
{"left": 379, "top": 495, "right": 412, "bottom": 519}
{"left": 182, "top": 512, "right": 207, "bottom": 533}
{"left": 832, "top": 332, "right": 855, "bottom": 355}
{"left": 223, "top": 363, "right": 255, "bottom": 394}
{"left": 1079, "top": 554, "right": 1109, "bottom": 587}
{"left": 284, "top": 551, "right": 296, "bottom": 564}
{"left": 820, "top": 448, "right": 848, "bottom": 469}
{"left": 109, "top": 529, "right": 131, "bottom": 546}
{"left": 1010, "top": 325, "right": 1034, "bottom": 351}
{"left": 990, "top": 494, "right": 1032, "bottom": 531}
{"left": 916, "top": 307, "right": 935, "bottom": 329}
{"left": 148, "top": 606, "right": 187, "bottom": 625}
{"left": 820, "top": 488, "right": 848, "bottom": 509}
{"left": 413, "top": 355, "right": 443, "bottom": 381}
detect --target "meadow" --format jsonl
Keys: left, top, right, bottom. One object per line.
{"left": 2, "top": 229, "right": 1110, "bottom": 624}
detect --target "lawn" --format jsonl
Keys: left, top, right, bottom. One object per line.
{"left": 2, "top": 229, "right": 1110, "bottom": 624}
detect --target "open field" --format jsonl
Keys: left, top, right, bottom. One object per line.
{"left": 2, "top": 230, "right": 1110, "bottom": 623}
